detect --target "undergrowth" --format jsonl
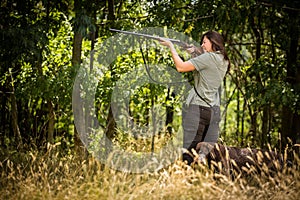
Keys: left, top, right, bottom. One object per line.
{"left": 0, "top": 143, "right": 299, "bottom": 200}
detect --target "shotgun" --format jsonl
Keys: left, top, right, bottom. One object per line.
{"left": 109, "top": 28, "right": 204, "bottom": 56}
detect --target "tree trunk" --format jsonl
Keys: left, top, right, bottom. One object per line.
{"left": 104, "top": 0, "right": 117, "bottom": 144}
{"left": 261, "top": 105, "right": 269, "bottom": 148}
{"left": 72, "top": 0, "right": 87, "bottom": 158}
{"left": 0, "top": 91, "right": 5, "bottom": 145}
{"left": 9, "top": 70, "right": 22, "bottom": 148}
{"left": 281, "top": 9, "right": 300, "bottom": 148}
{"left": 47, "top": 101, "right": 55, "bottom": 143}
{"left": 105, "top": 105, "right": 116, "bottom": 140}
{"left": 241, "top": 97, "right": 246, "bottom": 147}
{"left": 72, "top": 32, "right": 87, "bottom": 157}
{"left": 165, "top": 88, "right": 175, "bottom": 135}
{"left": 107, "top": 0, "right": 115, "bottom": 21}
{"left": 236, "top": 83, "right": 240, "bottom": 141}
{"left": 72, "top": 33, "right": 83, "bottom": 67}
{"left": 144, "top": 97, "right": 150, "bottom": 127}
{"left": 250, "top": 9, "right": 266, "bottom": 147}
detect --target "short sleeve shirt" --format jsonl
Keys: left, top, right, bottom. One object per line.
{"left": 186, "top": 52, "right": 228, "bottom": 107}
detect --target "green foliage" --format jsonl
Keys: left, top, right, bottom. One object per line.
{"left": 1, "top": 0, "right": 299, "bottom": 152}
{"left": 0, "top": 0, "right": 73, "bottom": 146}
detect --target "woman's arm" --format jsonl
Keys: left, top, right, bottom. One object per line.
{"left": 159, "top": 39, "right": 195, "bottom": 72}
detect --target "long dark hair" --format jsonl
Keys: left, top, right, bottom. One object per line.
{"left": 201, "top": 30, "right": 230, "bottom": 70}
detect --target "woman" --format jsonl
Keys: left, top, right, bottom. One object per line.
{"left": 159, "top": 30, "right": 230, "bottom": 165}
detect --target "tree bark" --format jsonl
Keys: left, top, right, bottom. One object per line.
{"left": 249, "top": 11, "right": 262, "bottom": 145}
{"left": 105, "top": 105, "right": 116, "bottom": 140}
{"left": 107, "top": 0, "right": 115, "bottom": 21}
{"left": 104, "top": 0, "right": 117, "bottom": 144}
{"left": 72, "top": 0, "right": 87, "bottom": 158}
{"left": 281, "top": 9, "right": 300, "bottom": 148}
{"left": 9, "top": 70, "right": 22, "bottom": 148}
{"left": 47, "top": 101, "right": 55, "bottom": 144}
{"left": 71, "top": 33, "right": 83, "bottom": 67}
{"left": 165, "top": 88, "right": 175, "bottom": 135}
{"left": 261, "top": 105, "right": 269, "bottom": 148}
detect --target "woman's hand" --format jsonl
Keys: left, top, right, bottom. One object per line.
{"left": 185, "top": 45, "right": 196, "bottom": 54}
{"left": 159, "top": 38, "right": 174, "bottom": 48}
{"left": 184, "top": 45, "right": 204, "bottom": 57}
{"left": 159, "top": 38, "right": 195, "bottom": 72}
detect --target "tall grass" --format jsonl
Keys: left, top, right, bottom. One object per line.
{"left": 1, "top": 143, "right": 299, "bottom": 200}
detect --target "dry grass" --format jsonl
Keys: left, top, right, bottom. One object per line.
{"left": 1, "top": 143, "right": 299, "bottom": 200}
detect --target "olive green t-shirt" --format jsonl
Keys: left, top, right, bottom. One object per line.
{"left": 186, "top": 51, "right": 228, "bottom": 107}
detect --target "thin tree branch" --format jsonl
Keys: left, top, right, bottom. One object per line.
{"left": 183, "top": 15, "right": 214, "bottom": 22}
{"left": 260, "top": 2, "right": 300, "bottom": 12}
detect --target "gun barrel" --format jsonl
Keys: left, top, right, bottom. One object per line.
{"left": 109, "top": 28, "right": 182, "bottom": 44}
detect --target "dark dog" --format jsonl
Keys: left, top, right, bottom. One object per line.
{"left": 194, "top": 142, "right": 285, "bottom": 175}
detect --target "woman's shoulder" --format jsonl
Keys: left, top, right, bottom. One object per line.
{"left": 210, "top": 52, "right": 229, "bottom": 70}
{"left": 208, "top": 51, "right": 227, "bottom": 63}
{"left": 197, "top": 51, "right": 222, "bottom": 59}
{"left": 192, "top": 52, "right": 212, "bottom": 61}
{"left": 209, "top": 51, "right": 223, "bottom": 57}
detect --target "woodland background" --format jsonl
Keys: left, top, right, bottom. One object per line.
{"left": 0, "top": 0, "right": 300, "bottom": 199}
{"left": 1, "top": 0, "right": 299, "bottom": 154}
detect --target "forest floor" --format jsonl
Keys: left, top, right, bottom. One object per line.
{"left": 1, "top": 144, "right": 299, "bottom": 200}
